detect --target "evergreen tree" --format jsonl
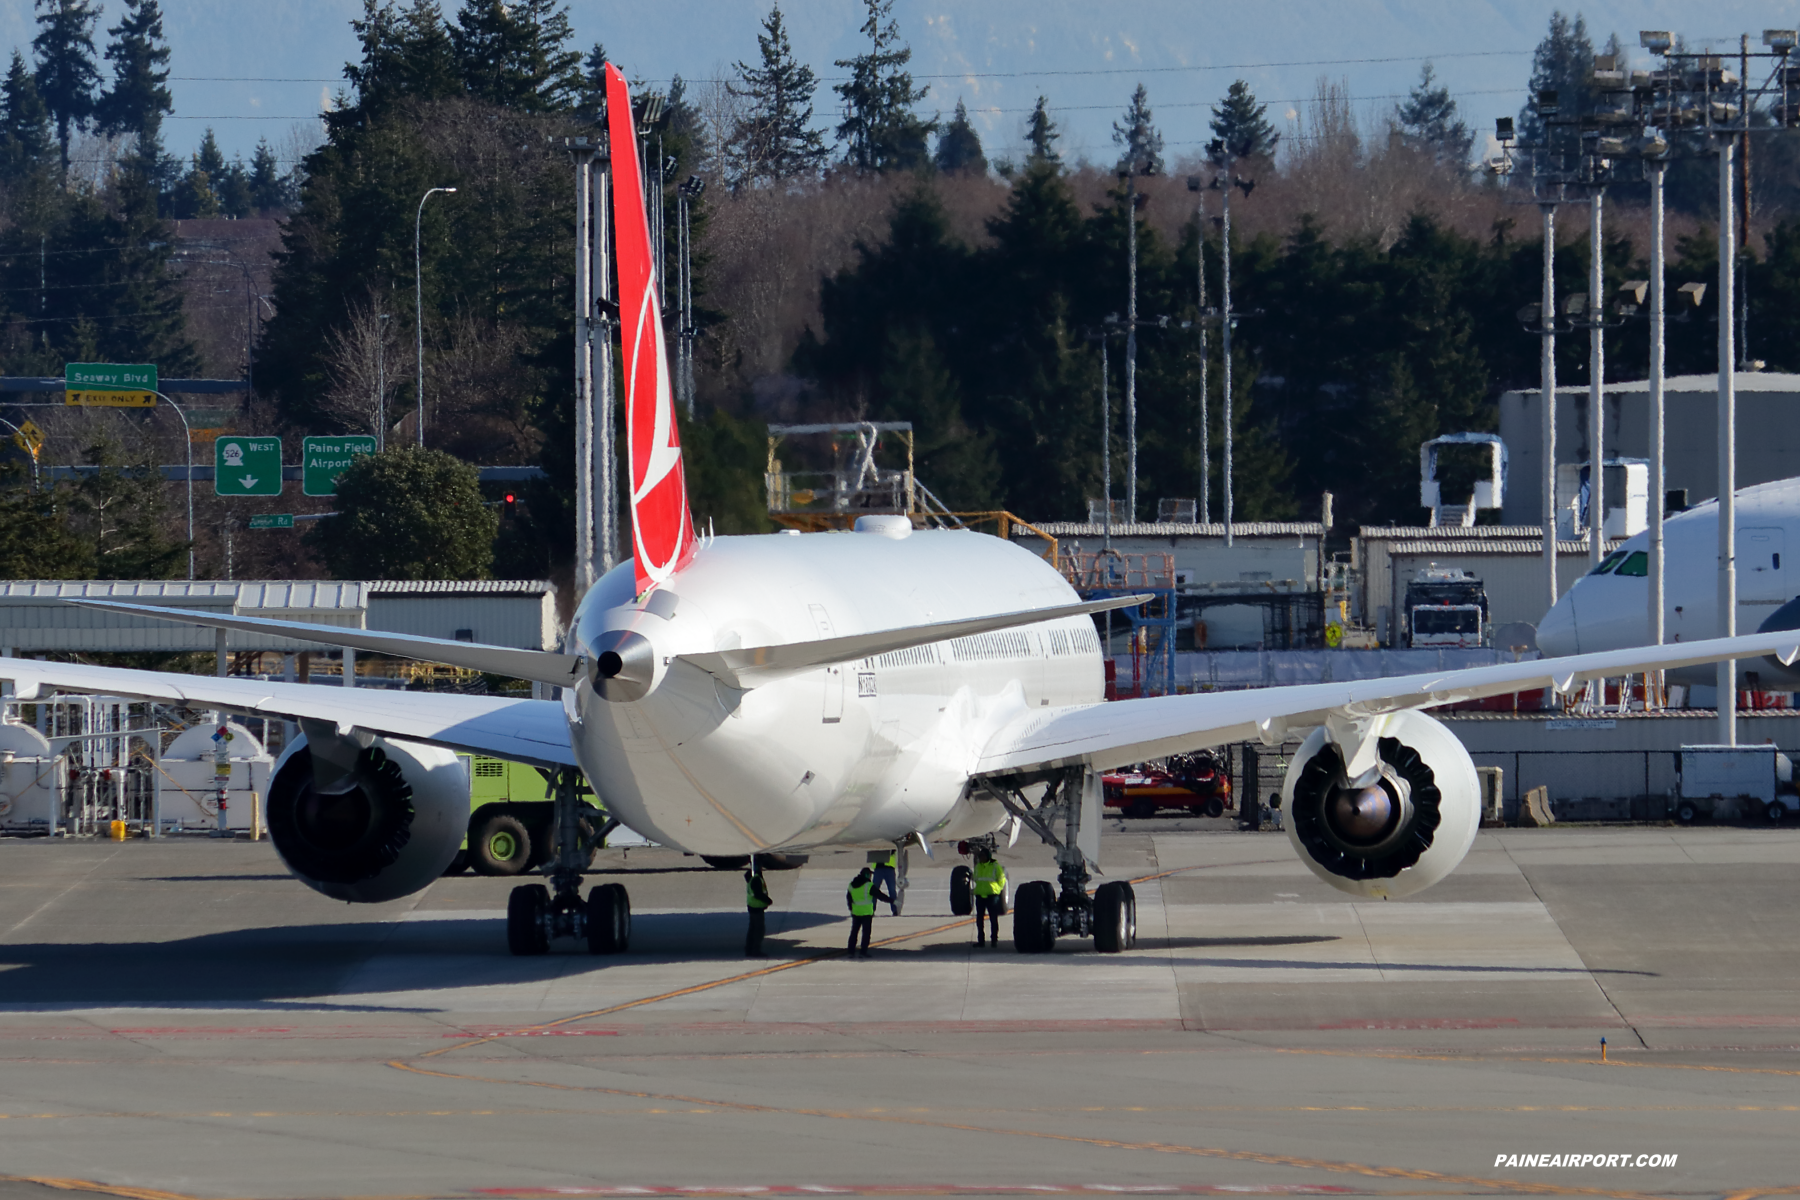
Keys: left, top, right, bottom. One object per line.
{"left": 173, "top": 128, "right": 224, "bottom": 218}
{"left": 0, "top": 51, "right": 56, "bottom": 180}
{"left": 0, "top": 470, "right": 91, "bottom": 579}
{"left": 219, "top": 155, "right": 254, "bottom": 217}
{"left": 452, "top": 0, "right": 583, "bottom": 114}
{"left": 69, "top": 438, "right": 186, "bottom": 579}
{"left": 934, "top": 99, "right": 985, "bottom": 175}
{"left": 1519, "top": 11, "right": 1595, "bottom": 151}
{"left": 247, "top": 138, "right": 285, "bottom": 211}
{"left": 833, "top": 0, "right": 933, "bottom": 173}
{"left": 94, "top": 0, "right": 171, "bottom": 143}
{"left": 1024, "top": 95, "right": 1059, "bottom": 168}
{"left": 1112, "top": 83, "right": 1163, "bottom": 176}
{"left": 726, "top": 4, "right": 829, "bottom": 186}
{"left": 575, "top": 41, "right": 607, "bottom": 122}
{"left": 1395, "top": 63, "right": 1472, "bottom": 164}
{"left": 32, "top": 0, "right": 102, "bottom": 174}
{"left": 340, "top": 0, "right": 462, "bottom": 131}
{"left": 311, "top": 446, "right": 498, "bottom": 579}
{"left": 1207, "top": 79, "right": 1278, "bottom": 164}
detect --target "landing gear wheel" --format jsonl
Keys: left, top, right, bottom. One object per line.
{"left": 472, "top": 812, "right": 532, "bottom": 876}
{"left": 1013, "top": 880, "right": 1056, "bottom": 954}
{"left": 1676, "top": 801, "right": 1699, "bottom": 824}
{"left": 950, "top": 865, "right": 973, "bottom": 916}
{"left": 1203, "top": 797, "right": 1225, "bottom": 819}
{"left": 1119, "top": 880, "right": 1138, "bottom": 949}
{"left": 506, "top": 883, "right": 550, "bottom": 955}
{"left": 586, "top": 882, "right": 630, "bottom": 954}
{"left": 1127, "top": 799, "right": 1156, "bottom": 820}
{"left": 1094, "top": 882, "right": 1127, "bottom": 953}
{"left": 1768, "top": 801, "right": 1788, "bottom": 823}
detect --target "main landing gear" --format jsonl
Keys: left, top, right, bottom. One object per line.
{"left": 979, "top": 769, "right": 1137, "bottom": 955}
{"left": 505, "top": 766, "right": 629, "bottom": 956}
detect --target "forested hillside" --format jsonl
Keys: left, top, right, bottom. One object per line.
{"left": 3, "top": 0, "right": 1800, "bottom": 582}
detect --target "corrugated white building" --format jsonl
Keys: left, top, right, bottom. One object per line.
{"left": 1010, "top": 522, "right": 1326, "bottom": 588}
{"left": 0, "top": 580, "right": 557, "bottom": 654}
{"left": 1499, "top": 373, "right": 1800, "bottom": 525}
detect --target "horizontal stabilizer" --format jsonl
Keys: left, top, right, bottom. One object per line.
{"left": 67, "top": 600, "right": 584, "bottom": 688}
{"left": 679, "top": 594, "right": 1153, "bottom": 688}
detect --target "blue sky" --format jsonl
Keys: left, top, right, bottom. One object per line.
{"left": 0, "top": 1, "right": 1783, "bottom": 169}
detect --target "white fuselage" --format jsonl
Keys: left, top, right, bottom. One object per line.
{"left": 1536, "top": 477, "right": 1800, "bottom": 684}
{"left": 561, "top": 527, "right": 1105, "bottom": 855}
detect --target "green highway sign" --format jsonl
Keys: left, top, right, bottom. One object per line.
{"left": 246, "top": 514, "right": 294, "bottom": 530}
{"left": 215, "top": 436, "right": 282, "bottom": 497}
{"left": 65, "top": 362, "right": 157, "bottom": 407}
{"left": 302, "top": 435, "right": 376, "bottom": 497}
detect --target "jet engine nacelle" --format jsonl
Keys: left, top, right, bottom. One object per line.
{"left": 267, "top": 733, "right": 468, "bottom": 903}
{"left": 1281, "top": 710, "right": 1480, "bottom": 899}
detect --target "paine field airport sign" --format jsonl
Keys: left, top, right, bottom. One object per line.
{"left": 65, "top": 362, "right": 156, "bottom": 407}
{"left": 303, "top": 434, "right": 376, "bottom": 497}
{"left": 215, "top": 436, "right": 282, "bottom": 497}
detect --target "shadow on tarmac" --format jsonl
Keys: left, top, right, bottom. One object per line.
{"left": 0, "top": 910, "right": 841, "bottom": 1007}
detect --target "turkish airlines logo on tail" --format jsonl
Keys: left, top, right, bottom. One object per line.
{"left": 606, "top": 65, "right": 696, "bottom": 595}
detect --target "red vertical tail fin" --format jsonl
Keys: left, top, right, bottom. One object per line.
{"left": 606, "top": 64, "right": 697, "bottom": 596}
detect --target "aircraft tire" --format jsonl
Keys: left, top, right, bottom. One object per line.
{"left": 1093, "top": 882, "right": 1126, "bottom": 953}
{"left": 1120, "top": 881, "right": 1137, "bottom": 949}
{"left": 586, "top": 883, "right": 629, "bottom": 954}
{"left": 949, "top": 865, "right": 973, "bottom": 915}
{"left": 506, "top": 884, "right": 550, "bottom": 956}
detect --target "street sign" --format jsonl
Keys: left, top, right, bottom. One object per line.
{"left": 246, "top": 514, "right": 294, "bottom": 530}
{"left": 11, "top": 419, "right": 43, "bottom": 457}
{"left": 302, "top": 435, "right": 376, "bottom": 497}
{"left": 215, "top": 436, "right": 282, "bottom": 497}
{"left": 65, "top": 363, "right": 157, "bottom": 407}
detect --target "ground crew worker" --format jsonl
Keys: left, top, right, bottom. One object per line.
{"left": 869, "top": 848, "right": 900, "bottom": 915}
{"left": 972, "top": 849, "right": 1007, "bottom": 947}
{"left": 845, "top": 866, "right": 892, "bottom": 958}
{"left": 744, "top": 861, "right": 772, "bottom": 958}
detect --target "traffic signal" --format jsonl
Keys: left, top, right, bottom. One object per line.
{"left": 503, "top": 492, "right": 516, "bottom": 519}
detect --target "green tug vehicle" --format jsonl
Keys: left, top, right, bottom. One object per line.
{"left": 444, "top": 756, "right": 607, "bottom": 876}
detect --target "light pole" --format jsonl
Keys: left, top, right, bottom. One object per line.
{"left": 1717, "top": 131, "right": 1737, "bottom": 745}
{"left": 1121, "top": 167, "right": 1139, "bottom": 522}
{"left": 1210, "top": 169, "right": 1252, "bottom": 547}
{"left": 375, "top": 312, "right": 391, "bottom": 450}
{"left": 1586, "top": 190, "right": 1605, "bottom": 567}
{"left": 1187, "top": 176, "right": 1209, "bottom": 525}
{"left": 415, "top": 186, "right": 456, "bottom": 449}
{"left": 676, "top": 175, "right": 704, "bottom": 419}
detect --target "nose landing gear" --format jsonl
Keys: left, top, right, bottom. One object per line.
{"left": 505, "top": 766, "right": 629, "bottom": 956}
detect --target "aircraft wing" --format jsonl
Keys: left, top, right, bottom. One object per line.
{"left": 0, "top": 658, "right": 577, "bottom": 768}
{"left": 977, "top": 629, "right": 1800, "bottom": 775}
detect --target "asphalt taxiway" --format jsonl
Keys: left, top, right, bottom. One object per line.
{"left": 1, "top": 825, "right": 1798, "bottom": 1199}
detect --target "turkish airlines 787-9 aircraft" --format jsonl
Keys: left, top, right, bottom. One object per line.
{"left": 17, "top": 66, "right": 1800, "bottom": 956}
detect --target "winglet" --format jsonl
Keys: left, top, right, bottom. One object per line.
{"left": 605, "top": 63, "right": 697, "bottom": 596}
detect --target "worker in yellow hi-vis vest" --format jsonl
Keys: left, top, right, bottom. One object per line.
{"left": 972, "top": 848, "right": 1007, "bottom": 947}
{"left": 845, "top": 866, "right": 893, "bottom": 959}
{"left": 744, "top": 861, "right": 772, "bottom": 958}
{"left": 868, "top": 848, "right": 900, "bottom": 915}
